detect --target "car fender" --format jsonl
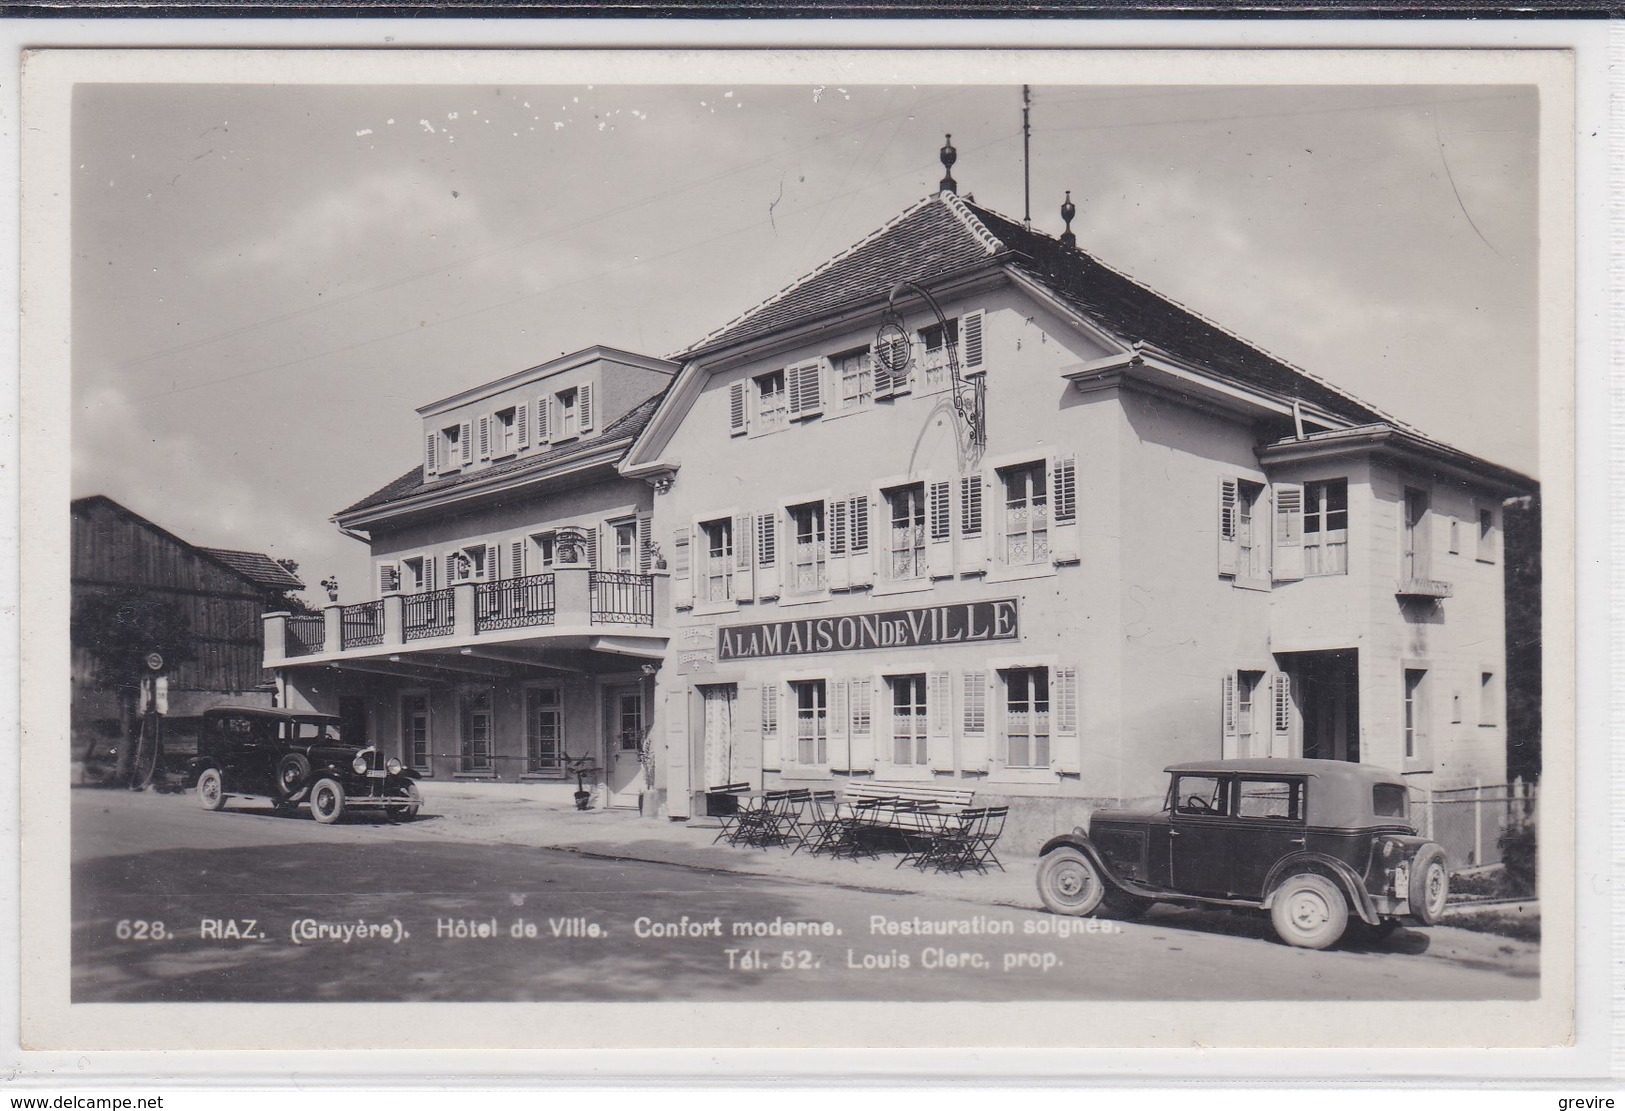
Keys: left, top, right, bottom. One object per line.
{"left": 1037, "top": 833, "right": 1143, "bottom": 895}
{"left": 1261, "top": 852, "right": 1380, "bottom": 925}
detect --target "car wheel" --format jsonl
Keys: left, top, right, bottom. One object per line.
{"left": 1101, "top": 888, "right": 1153, "bottom": 920}
{"left": 1270, "top": 872, "right": 1350, "bottom": 949}
{"left": 275, "top": 753, "right": 312, "bottom": 798}
{"left": 196, "top": 768, "right": 227, "bottom": 812}
{"left": 309, "top": 777, "right": 346, "bottom": 825}
{"left": 384, "top": 781, "right": 422, "bottom": 822}
{"left": 1036, "top": 847, "right": 1107, "bottom": 917}
{"left": 1407, "top": 844, "right": 1450, "bottom": 925}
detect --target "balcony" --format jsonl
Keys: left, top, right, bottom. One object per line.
{"left": 265, "top": 568, "right": 666, "bottom": 669}
{"left": 1396, "top": 577, "right": 1453, "bottom": 599}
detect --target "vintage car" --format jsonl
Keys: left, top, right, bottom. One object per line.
{"left": 185, "top": 706, "right": 422, "bottom": 824}
{"left": 1035, "top": 758, "right": 1449, "bottom": 949}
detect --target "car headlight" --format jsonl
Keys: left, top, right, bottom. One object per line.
{"left": 352, "top": 752, "right": 371, "bottom": 775}
{"left": 386, "top": 757, "right": 403, "bottom": 776}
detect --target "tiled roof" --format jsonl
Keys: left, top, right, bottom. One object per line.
{"left": 336, "top": 390, "right": 666, "bottom": 520}
{"left": 684, "top": 194, "right": 1003, "bottom": 356}
{"left": 197, "top": 547, "right": 305, "bottom": 590}
{"left": 685, "top": 191, "right": 1394, "bottom": 429}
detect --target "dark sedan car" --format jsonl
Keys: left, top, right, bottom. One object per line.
{"left": 1035, "top": 758, "right": 1449, "bottom": 949}
{"left": 185, "top": 706, "right": 422, "bottom": 824}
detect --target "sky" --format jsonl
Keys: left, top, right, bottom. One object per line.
{"left": 70, "top": 80, "right": 1539, "bottom": 607}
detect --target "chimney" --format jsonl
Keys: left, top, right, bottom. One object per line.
{"left": 1059, "top": 191, "right": 1077, "bottom": 248}
{"left": 939, "top": 134, "right": 958, "bottom": 195}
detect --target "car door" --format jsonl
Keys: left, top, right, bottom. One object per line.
{"left": 1168, "top": 774, "right": 1235, "bottom": 896}
{"left": 1227, "top": 777, "right": 1309, "bottom": 897}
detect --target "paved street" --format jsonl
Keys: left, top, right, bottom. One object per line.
{"left": 72, "top": 788, "right": 1539, "bottom": 1003}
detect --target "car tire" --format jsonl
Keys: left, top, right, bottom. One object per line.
{"left": 384, "top": 781, "right": 422, "bottom": 822}
{"left": 309, "top": 777, "right": 346, "bottom": 825}
{"left": 1407, "top": 843, "right": 1450, "bottom": 926}
{"left": 196, "top": 767, "right": 227, "bottom": 812}
{"left": 1100, "top": 888, "right": 1153, "bottom": 920}
{"left": 1269, "top": 872, "right": 1350, "bottom": 950}
{"left": 275, "top": 753, "right": 312, "bottom": 798}
{"left": 1036, "top": 847, "right": 1107, "bottom": 917}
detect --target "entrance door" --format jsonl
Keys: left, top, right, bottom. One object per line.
{"left": 1282, "top": 650, "right": 1360, "bottom": 762}
{"left": 605, "top": 685, "right": 645, "bottom": 809}
{"left": 700, "top": 684, "right": 738, "bottom": 789}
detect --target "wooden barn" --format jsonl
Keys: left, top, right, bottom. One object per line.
{"left": 71, "top": 495, "right": 305, "bottom": 761}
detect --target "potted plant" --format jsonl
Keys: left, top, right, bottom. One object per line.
{"left": 563, "top": 753, "right": 599, "bottom": 810}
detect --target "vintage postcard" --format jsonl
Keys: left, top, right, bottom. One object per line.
{"left": 16, "top": 44, "right": 1579, "bottom": 1059}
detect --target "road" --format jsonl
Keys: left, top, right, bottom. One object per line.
{"left": 72, "top": 789, "right": 1539, "bottom": 1003}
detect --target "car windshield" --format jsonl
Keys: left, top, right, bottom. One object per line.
{"left": 1168, "top": 775, "right": 1228, "bottom": 817}
{"left": 290, "top": 719, "right": 341, "bottom": 742}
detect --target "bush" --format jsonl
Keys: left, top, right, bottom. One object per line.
{"left": 1498, "top": 821, "right": 1537, "bottom": 896}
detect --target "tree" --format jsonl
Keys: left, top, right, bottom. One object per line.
{"left": 1503, "top": 494, "right": 1541, "bottom": 782}
{"left": 70, "top": 587, "right": 198, "bottom": 780}
{"left": 272, "top": 558, "right": 320, "bottom": 617}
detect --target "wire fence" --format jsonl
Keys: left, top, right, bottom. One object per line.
{"left": 1410, "top": 779, "right": 1538, "bottom": 871}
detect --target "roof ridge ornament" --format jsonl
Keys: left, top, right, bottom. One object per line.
{"left": 939, "top": 133, "right": 958, "bottom": 195}
{"left": 1060, "top": 191, "right": 1077, "bottom": 248}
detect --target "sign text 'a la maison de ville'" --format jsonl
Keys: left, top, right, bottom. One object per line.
{"left": 716, "top": 599, "right": 1020, "bottom": 661}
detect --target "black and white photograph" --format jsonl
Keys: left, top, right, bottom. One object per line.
{"left": 17, "top": 45, "right": 1577, "bottom": 1053}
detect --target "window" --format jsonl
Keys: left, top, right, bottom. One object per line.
{"left": 1235, "top": 779, "right": 1304, "bottom": 821}
{"left": 1303, "top": 479, "right": 1349, "bottom": 576}
{"left": 1001, "top": 462, "right": 1049, "bottom": 566}
{"left": 889, "top": 674, "right": 928, "bottom": 765}
{"left": 1478, "top": 507, "right": 1496, "bottom": 562}
{"left": 701, "top": 518, "right": 734, "bottom": 604}
{"left": 790, "top": 679, "right": 827, "bottom": 765}
{"left": 1373, "top": 784, "right": 1409, "bottom": 819}
{"left": 441, "top": 424, "right": 462, "bottom": 467}
{"left": 531, "top": 532, "right": 557, "bottom": 569}
{"left": 402, "top": 556, "right": 428, "bottom": 593}
{"left": 755, "top": 370, "right": 787, "bottom": 432}
{"left": 610, "top": 519, "right": 638, "bottom": 572}
{"left": 1480, "top": 671, "right": 1497, "bottom": 725}
{"left": 1003, "top": 667, "right": 1050, "bottom": 768}
{"left": 448, "top": 546, "right": 490, "bottom": 583}
{"left": 461, "top": 690, "right": 493, "bottom": 772}
{"left": 1235, "top": 481, "right": 1265, "bottom": 579}
{"left": 557, "top": 388, "right": 579, "bottom": 440}
{"left": 1452, "top": 690, "right": 1463, "bottom": 724}
{"left": 919, "top": 319, "right": 959, "bottom": 388}
{"left": 615, "top": 690, "right": 644, "bottom": 752}
{"left": 885, "top": 483, "right": 927, "bottom": 580}
{"left": 525, "top": 687, "right": 562, "bottom": 774}
{"left": 402, "top": 694, "right": 430, "bottom": 771}
{"left": 1236, "top": 670, "right": 1264, "bottom": 757}
{"left": 494, "top": 407, "right": 518, "bottom": 456}
{"left": 1403, "top": 487, "right": 1430, "bottom": 580}
{"left": 1170, "top": 775, "right": 1228, "bottom": 816}
{"left": 1403, "top": 669, "right": 1427, "bottom": 760}
{"left": 786, "top": 502, "right": 827, "bottom": 594}
{"left": 836, "top": 348, "right": 874, "bottom": 410}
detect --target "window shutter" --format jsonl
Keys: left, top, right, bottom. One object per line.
{"left": 459, "top": 421, "right": 473, "bottom": 466}
{"left": 478, "top": 415, "right": 492, "bottom": 460}
{"left": 1271, "top": 672, "right": 1293, "bottom": 757}
{"left": 582, "top": 528, "right": 598, "bottom": 570}
{"left": 1218, "top": 477, "right": 1240, "bottom": 576}
{"left": 1054, "top": 665, "right": 1081, "bottom": 774}
{"left": 510, "top": 540, "right": 526, "bottom": 579}
{"left": 828, "top": 679, "right": 851, "bottom": 772}
{"left": 1221, "top": 673, "right": 1238, "bottom": 759}
{"left": 672, "top": 527, "right": 692, "bottom": 608}
{"left": 787, "top": 361, "right": 824, "bottom": 419}
{"left": 927, "top": 669, "right": 954, "bottom": 772}
{"left": 847, "top": 494, "right": 873, "bottom": 586}
{"left": 1273, "top": 483, "right": 1305, "bottom": 582}
{"left": 578, "top": 382, "right": 595, "bottom": 432}
{"left": 536, "top": 397, "right": 552, "bottom": 444}
{"left": 737, "top": 681, "right": 762, "bottom": 788}
{"left": 665, "top": 689, "right": 691, "bottom": 819}
{"left": 425, "top": 555, "right": 438, "bottom": 592}
{"left": 483, "top": 543, "right": 500, "bottom": 581}
{"left": 957, "top": 473, "right": 988, "bottom": 573}
{"left": 728, "top": 381, "right": 748, "bottom": 436}
{"left": 733, "top": 511, "right": 754, "bottom": 598}
{"left": 826, "top": 499, "right": 849, "bottom": 591}
{"left": 848, "top": 678, "right": 875, "bottom": 772}
{"left": 515, "top": 402, "right": 530, "bottom": 450}
{"left": 961, "top": 670, "right": 989, "bottom": 771}
{"left": 754, "top": 512, "right": 779, "bottom": 600}
{"left": 760, "top": 684, "right": 781, "bottom": 772}
{"left": 637, "top": 513, "right": 653, "bottom": 574}
{"left": 960, "top": 308, "right": 985, "bottom": 371}
{"left": 927, "top": 479, "right": 954, "bottom": 578}
{"left": 377, "top": 561, "right": 400, "bottom": 596}
{"left": 1052, "top": 454, "right": 1080, "bottom": 564}
{"left": 425, "top": 433, "right": 438, "bottom": 476}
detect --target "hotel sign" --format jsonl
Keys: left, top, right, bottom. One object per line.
{"left": 717, "top": 599, "right": 1019, "bottom": 661}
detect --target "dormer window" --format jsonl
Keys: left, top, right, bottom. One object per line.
{"left": 557, "top": 388, "right": 579, "bottom": 440}
{"left": 494, "top": 407, "right": 517, "bottom": 457}
{"left": 441, "top": 425, "right": 463, "bottom": 469}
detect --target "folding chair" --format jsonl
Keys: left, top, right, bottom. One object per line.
{"left": 893, "top": 803, "right": 948, "bottom": 869}
{"left": 705, "top": 782, "right": 756, "bottom": 845}
{"left": 793, "top": 790, "right": 842, "bottom": 855}
{"left": 962, "top": 806, "right": 1009, "bottom": 873}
